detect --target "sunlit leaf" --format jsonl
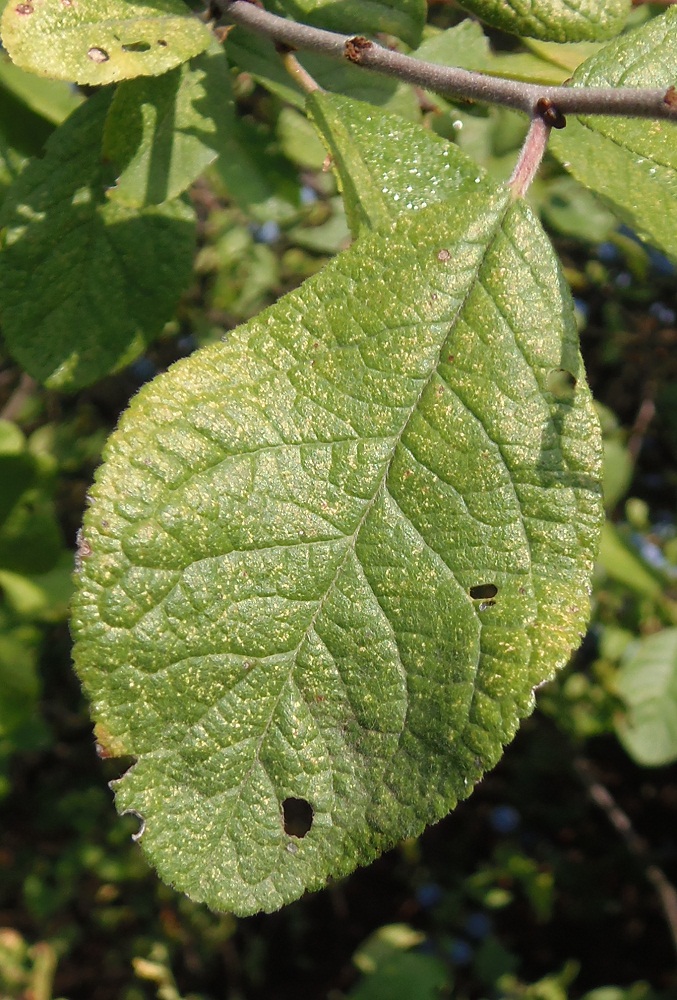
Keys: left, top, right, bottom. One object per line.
{"left": 550, "top": 9, "right": 677, "bottom": 262}
{"left": 0, "top": 0, "right": 211, "bottom": 85}
{"left": 72, "top": 168, "right": 602, "bottom": 913}
{"left": 455, "top": 0, "right": 629, "bottom": 42}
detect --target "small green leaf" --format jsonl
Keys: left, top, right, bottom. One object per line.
{"left": 0, "top": 0, "right": 211, "bottom": 85}
{"left": 0, "top": 91, "right": 196, "bottom": 391}
{"left": 550, "top": 9, "right": 677, "bottom": 262}
{"left": 266, "top": 0, "right": 426, "bottom": 47}
{"left": 455, "top": 0, "right": 629, "bottom": 42}
{"left": 308, "top": 91, "right": 485, "bottom": 236}
{"left": 73, "top": 178, "right": 602, "bottom": 914}
{"left": 104, "top": 46, "right": 234, "bottom": 207}
{"left": 615, "top": 628, "right": 677, "bottom": 767}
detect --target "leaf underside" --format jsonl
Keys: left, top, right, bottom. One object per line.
{"left": 72, "top": 181, "right": 602, "bottom": 914}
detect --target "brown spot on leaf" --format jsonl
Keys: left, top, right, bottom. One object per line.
{"left": 447, "top": 355, "right": 455, "bottom": 363}
{"left": 437, "top": 249, "right": 451, "bottom": 262}
{"left": 345, "top": 35, "right": 373, "bottom": 63}
{"left": 15, "top": 4, "right": 33, "bottom": 14}
{"left": 322, "top": 153, "right": 333, "bottom": 172}
{"left": 87, "top": 46, "right": 109, "bottom": 63}
{"left": 665, "top": 86, "right": 677, "bottom": 109}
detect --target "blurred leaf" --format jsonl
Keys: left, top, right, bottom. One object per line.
{"left": 522, "top": 37, "right": 603, "bottom": 72}
{"left": 0, "top": 52, "right": 82, "bottom": 124}
{"left": 0, "top": 490, "right": 63, "bottom": 575}
{"left": 353, "top": 925, "right": 426, "bottom": 975}
{"left": 0, "top": 554, "right": 74, "bottom": 621}
{"left": 104, "top": 45, "right": 234, "bottom": 207}
{"left": 596, "top": 521, "right": 663, "bottom": 599}
{"left": 413, "top": 21, "right": 569, "bottom": 85}
{"left": 0, "top": 0, "right": 212, "bottom": 85}
{"left": 277, "top": 107, "right": 327, "bottom": 171}
{"left": 266, "top": 0, "right": 426, "bottom": 47}
{"left": 594, "top": 403, "right": 633, "bottom": 512}
{"left": 550, "top": 9, "right": 677, "bottom": 262}
{"left": 534, "top": 176, "right": 616, "bottom": 244}
{"left": 455, "top": 0, "right": 629, "bottom": 42}
{"left": 0, "top": 90, "right": 196, "bottom": 391}
{"left": 348, "top": 952, "right": 449, "bottom": 999}
{"left": 615, "top": 627, "right": 677, "bottom": 766}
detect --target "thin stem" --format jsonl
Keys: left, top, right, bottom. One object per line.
{"left": 574, "top": 757, "right": 677, "bottom": 961}
{"left": 508, "top": 116, "right": 551, "bottom": 198}
{"left": 217, "top": 0, "right": 677, "bottom": 121}
{"left": 280, "top": 50, "right": 323, "bottom": 94}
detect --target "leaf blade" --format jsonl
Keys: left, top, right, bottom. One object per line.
{"left": 454, "top": 0, "right": 629, "bottom": 42}
{"left": 0, "top": 91, "right": 196, "bottom": 390}
{"left": 0, "top": 0, "right": 211, "bottom": 85}
{"left": 72, "top": 183, "right": 602, "bottom": 914}
{"left": 550, "top": 8, "right": 677, "bottom": 262}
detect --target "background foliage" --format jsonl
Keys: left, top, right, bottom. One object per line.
{"left": 0, "top": 0, "right": 677, "bottom": 996}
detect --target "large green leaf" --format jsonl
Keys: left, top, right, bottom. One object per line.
{"left": 72, "top": 164, "right": 602, "bottom": 912}
{"left": 0, "top": 91, "right": 196, "bottom": 391}
{"left": 265, "top": 0, "right": 425, "bottom": 48}
{"left": 0, "top": 0, "right": 211, "bottom": 85}
{"left": 615, "top": 628, "right": 677, "bottom": 767}
{"left": 103, "top": 45, "right": 234, "bottom": 207}
{"left": 455, "top": 0, "right": 629, "bottom": 42}
{"left": 550, "top": 9, "right": 677, "bottom": 262}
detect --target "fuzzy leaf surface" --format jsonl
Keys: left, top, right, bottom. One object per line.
{"left": 550, "top": 8, "right": 677, "bottom": 262}
{"left": 104, "top": 46, "right": 234, "bottom": 207}
{"left": 265, "top": 0, "right": 426, "bottom": 47}
{"left": 455, "top": 0, "right": 628, "bottom": 41}
{"left": 308, "top": 91, "right": 484, "bottom": 236}
{"left": 0, "top": 0, "right": 211, "bottom": 85}
{"left": 0, "top": 91, "right": 196, "bottom": 390}
{"left": 72, "top": 171, "right": 602, "bottom": 913}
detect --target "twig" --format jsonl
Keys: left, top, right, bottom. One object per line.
{"left": 216, "top": 0, "right": 677, "bottom": 121}
{"left": 574, "top": 756, "right": 677, "bottom": 960}
{"left": 279, "top": 49, "right": 323, "bottom": 94}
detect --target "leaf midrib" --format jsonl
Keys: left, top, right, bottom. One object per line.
{"left": 229, "top": 193, "right": 514, "bottom": 809}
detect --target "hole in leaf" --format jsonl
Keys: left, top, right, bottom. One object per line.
{"left": 122, "top": 40, "right": 151, "bottom": 52}
{"left": 282, "top": 798, "right": 313, "bottom": 838}
{"left": 87, "top": 46, "right": 109, "bottom": 62}
{"left": 122, "top": 809, "right": 145, "bottom": 841}
{"left": 547, "top": 368, "right": 577, "bottom": 400}
{"left": 469, "top": 583, "right": 498, "bottom": 600}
